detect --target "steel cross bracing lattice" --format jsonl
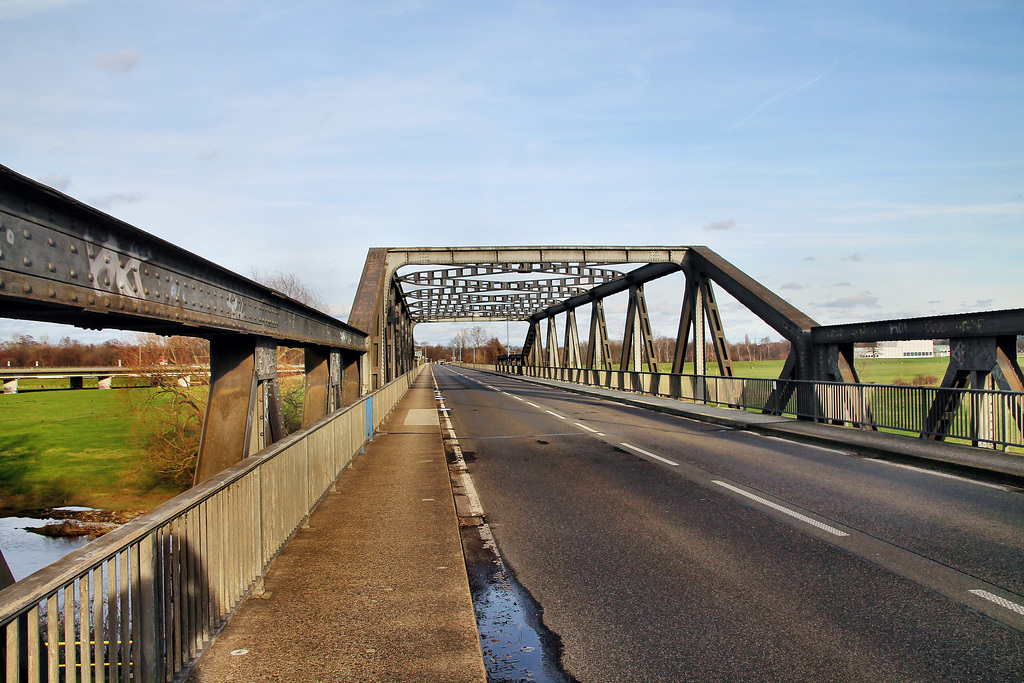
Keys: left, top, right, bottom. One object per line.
{"left": 395, "top": 263, "right": 626, "bottom": 321}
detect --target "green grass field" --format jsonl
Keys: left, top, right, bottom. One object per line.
{"left": 653, "top": 357, "right": 980, "bottom": 386}
{"left": 0, "top": 388, "right": 190, "bottom": 512}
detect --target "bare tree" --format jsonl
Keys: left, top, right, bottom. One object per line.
{"left": 250, "top": 267, "right": 329, "bottom": 313}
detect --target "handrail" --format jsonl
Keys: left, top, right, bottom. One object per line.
{"left": 0, "top": 363, "right": 424, "bottom": 681}
{"left": 499, "top": 365, "right": 1024, "bottom": 451}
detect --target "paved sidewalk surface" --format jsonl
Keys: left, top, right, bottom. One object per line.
{"left": 189, "top": 369, "right": 485, "bottom": 682}
{"left": 478, "top": 369, "right": 1024, "bottom": 483}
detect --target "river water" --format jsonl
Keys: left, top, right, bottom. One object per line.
{"left": 0, "top": 509, "right": 93, "bottom": 582}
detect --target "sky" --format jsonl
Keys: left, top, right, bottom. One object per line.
{"left": 0, "top": 0, "right": 1021, "bottom": 348}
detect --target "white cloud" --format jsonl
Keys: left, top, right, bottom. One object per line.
{"left": 819, "top": 292, "right": 879, "bottom": 309}
{"left": 95, "top": 49, "right": 139, "bottom": 75}
{"left": 703, "top": 218, "right": 736, "bottom": 231}
{"left": 0, "top": 0, "right": 84, "bottom": 19}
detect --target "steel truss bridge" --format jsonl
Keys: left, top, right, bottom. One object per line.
{"left": 1, "top": 163, "right": 1023, "bottom": 679}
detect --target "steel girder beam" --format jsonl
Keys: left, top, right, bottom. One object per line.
{"left": 810, "top": 309, "right": 1024, "bottom": 344}
{"left": 0, "top": 164, "right": 365, "bottom": 350}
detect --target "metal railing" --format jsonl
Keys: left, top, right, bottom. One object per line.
{"left": 0, "top": 364, "right": 424, "bottom": 682}
{"left": 499, "top": 365, "right": 1024, "bottom": 451}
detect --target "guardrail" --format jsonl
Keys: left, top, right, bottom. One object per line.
{"left": 499, "top": 365, "right": 1024, "bottom": 451}
{"left": 0, "top": 364, "right": 424, "bottom": 682}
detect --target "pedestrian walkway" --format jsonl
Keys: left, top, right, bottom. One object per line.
{"left": 188, "top": 369, "right": 485, "bottom": 682}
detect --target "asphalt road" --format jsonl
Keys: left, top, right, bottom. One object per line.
{"left": 432, "top": 365, "right": 1024, "bottom": 682}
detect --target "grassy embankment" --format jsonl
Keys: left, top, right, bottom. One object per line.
{"left": 0, "top": 387, "right": 191, "bottom": 513}
{"left": 0, "top": 376, "right": 307, "bottom": 515}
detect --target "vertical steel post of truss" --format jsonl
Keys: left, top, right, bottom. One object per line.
{"left": 545, "top": 317, "right": 560, "bottom": 367}
{"left": 586, "top": 299, "right": 613, "bottom": 371}
{"left": 341, "top": 349, "right": 362, "bottom": 406}
{"left": 252, "top": 340, "right": 285, "bottom": 452}
{"left": 672, "top": 276, "right": 697, "bottom": 374}
{"left": 924, "top": 336, "right": 1024, "bottom": 446}
{"left": 563, "top": 309, "right": 583, "bottom": 369}
{"left": 328, "top": 349, "right": 343, "bottom": 413}
{"left": 698, "top": 279, "right": 734, "bottom": 377}
{"left": 620, "top": 285, "right": 657, "bottom": 372}
{"left": 526, "top": 320, "right": 545, "bottom": 366}
{"left": 692, "top": 284, "right": 708, "bottom": 401}
{"left": 195, "top": 337, "right": 283, "bottom": 484}
{"left": 302, "top": 346, "right": 331, "bottom": 428}
{"left": 0, "top": 548, "right": 14, "bottom": 590}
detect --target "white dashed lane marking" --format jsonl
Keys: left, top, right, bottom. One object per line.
{"left": 620, "top": 442, "right": 680, "bottom": 467}
{"left": 712, "top": 480, "right": 849, "bottom": 537}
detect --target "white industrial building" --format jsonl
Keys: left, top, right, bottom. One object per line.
{"left": 854, "top": 340, "right": 950, "bottom": 359}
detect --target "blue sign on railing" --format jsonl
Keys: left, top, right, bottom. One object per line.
{"left": 366, "top": 395, "right": 374, "bottom": 442}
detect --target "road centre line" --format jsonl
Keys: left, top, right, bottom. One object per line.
{"left": 712, "top": 480, "right": 849, "bottom": 537}
{"left": 546, "top": 411, "right": 566, "bottom": 420}
{"left": 575, "top": 423, "right": 600, "bottom": 433}
{"left": 619, "top": 442, "right": 680, "bottom": 467}
{"left": 969, "top": 589, "right": 1024, "bottom": 615}
{"left": 527, "top": 402, "right": 542, "bottom": 408}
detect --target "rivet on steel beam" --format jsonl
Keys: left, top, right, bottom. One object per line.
{"left": 22, "top": 283, "right": 31, "bottom": 293}
{"left": 70, "top": 269, "right": 77, "bottom": 278}
{"left": 104, "top": 299, "right": 110, "bottom": 308}
{"left": 22, "top": 256, "right": 31, "bottom": 266}
{"left": 22, "top": 229, "right": 30, "bottom": 239}
{"left": 104, "top": 255, "right": 110, "bottom": 264}
{"left": 118, "top": 301, "right": 125, "bottom": 310}
{"left": 71, "top": 293, "right": 78, "bottom": 302}
{"left": 47, "top": 237, "right": 55, "bottom": 246}
{"left": 70, "top": 244, "right": 77, "bottom": 254}
{"left": 47, "top": 262, "right": 55, "bottom": 272}
{"left": 88, "top": 295, "right": 95, "bottom": 304}
{"left": 104, "top": 277, "right": 110, "bottom": 286}
{"left": 48, "top": 288, "right": 55, "bottom": 298}
{"left": 88, "top": 273, "right": 94, "bottom": 282}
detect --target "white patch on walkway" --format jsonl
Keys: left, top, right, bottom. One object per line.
{"left": 712, "top": 480, "right": 849, "bottom": 537}
{"left": 405, "top": 408, "right": 440, "bottom": 426}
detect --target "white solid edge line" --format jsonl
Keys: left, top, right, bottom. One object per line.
{"left": 619, "top": 442, "right": 679, "bottom": 466}
{"left": 876, "top": 461, "right": 1008, "bottom": 491}
{"left": 575, "top": 422, "right": 600, "bottom": 433}
{"left": 756, "top": 434, "right": 851, "bottom": 456}
{"left": 969, "top": 589, "right": 1024, "bottom": 615}
{"left": 712, "top": 480, "right": 849, "bottom": 537}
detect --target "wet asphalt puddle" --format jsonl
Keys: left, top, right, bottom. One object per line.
{"left": 461, "top": 521, "right": 575, "bottom": 683}
{"left": 434, "top": 373, "right": 575, "bottom": 682}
